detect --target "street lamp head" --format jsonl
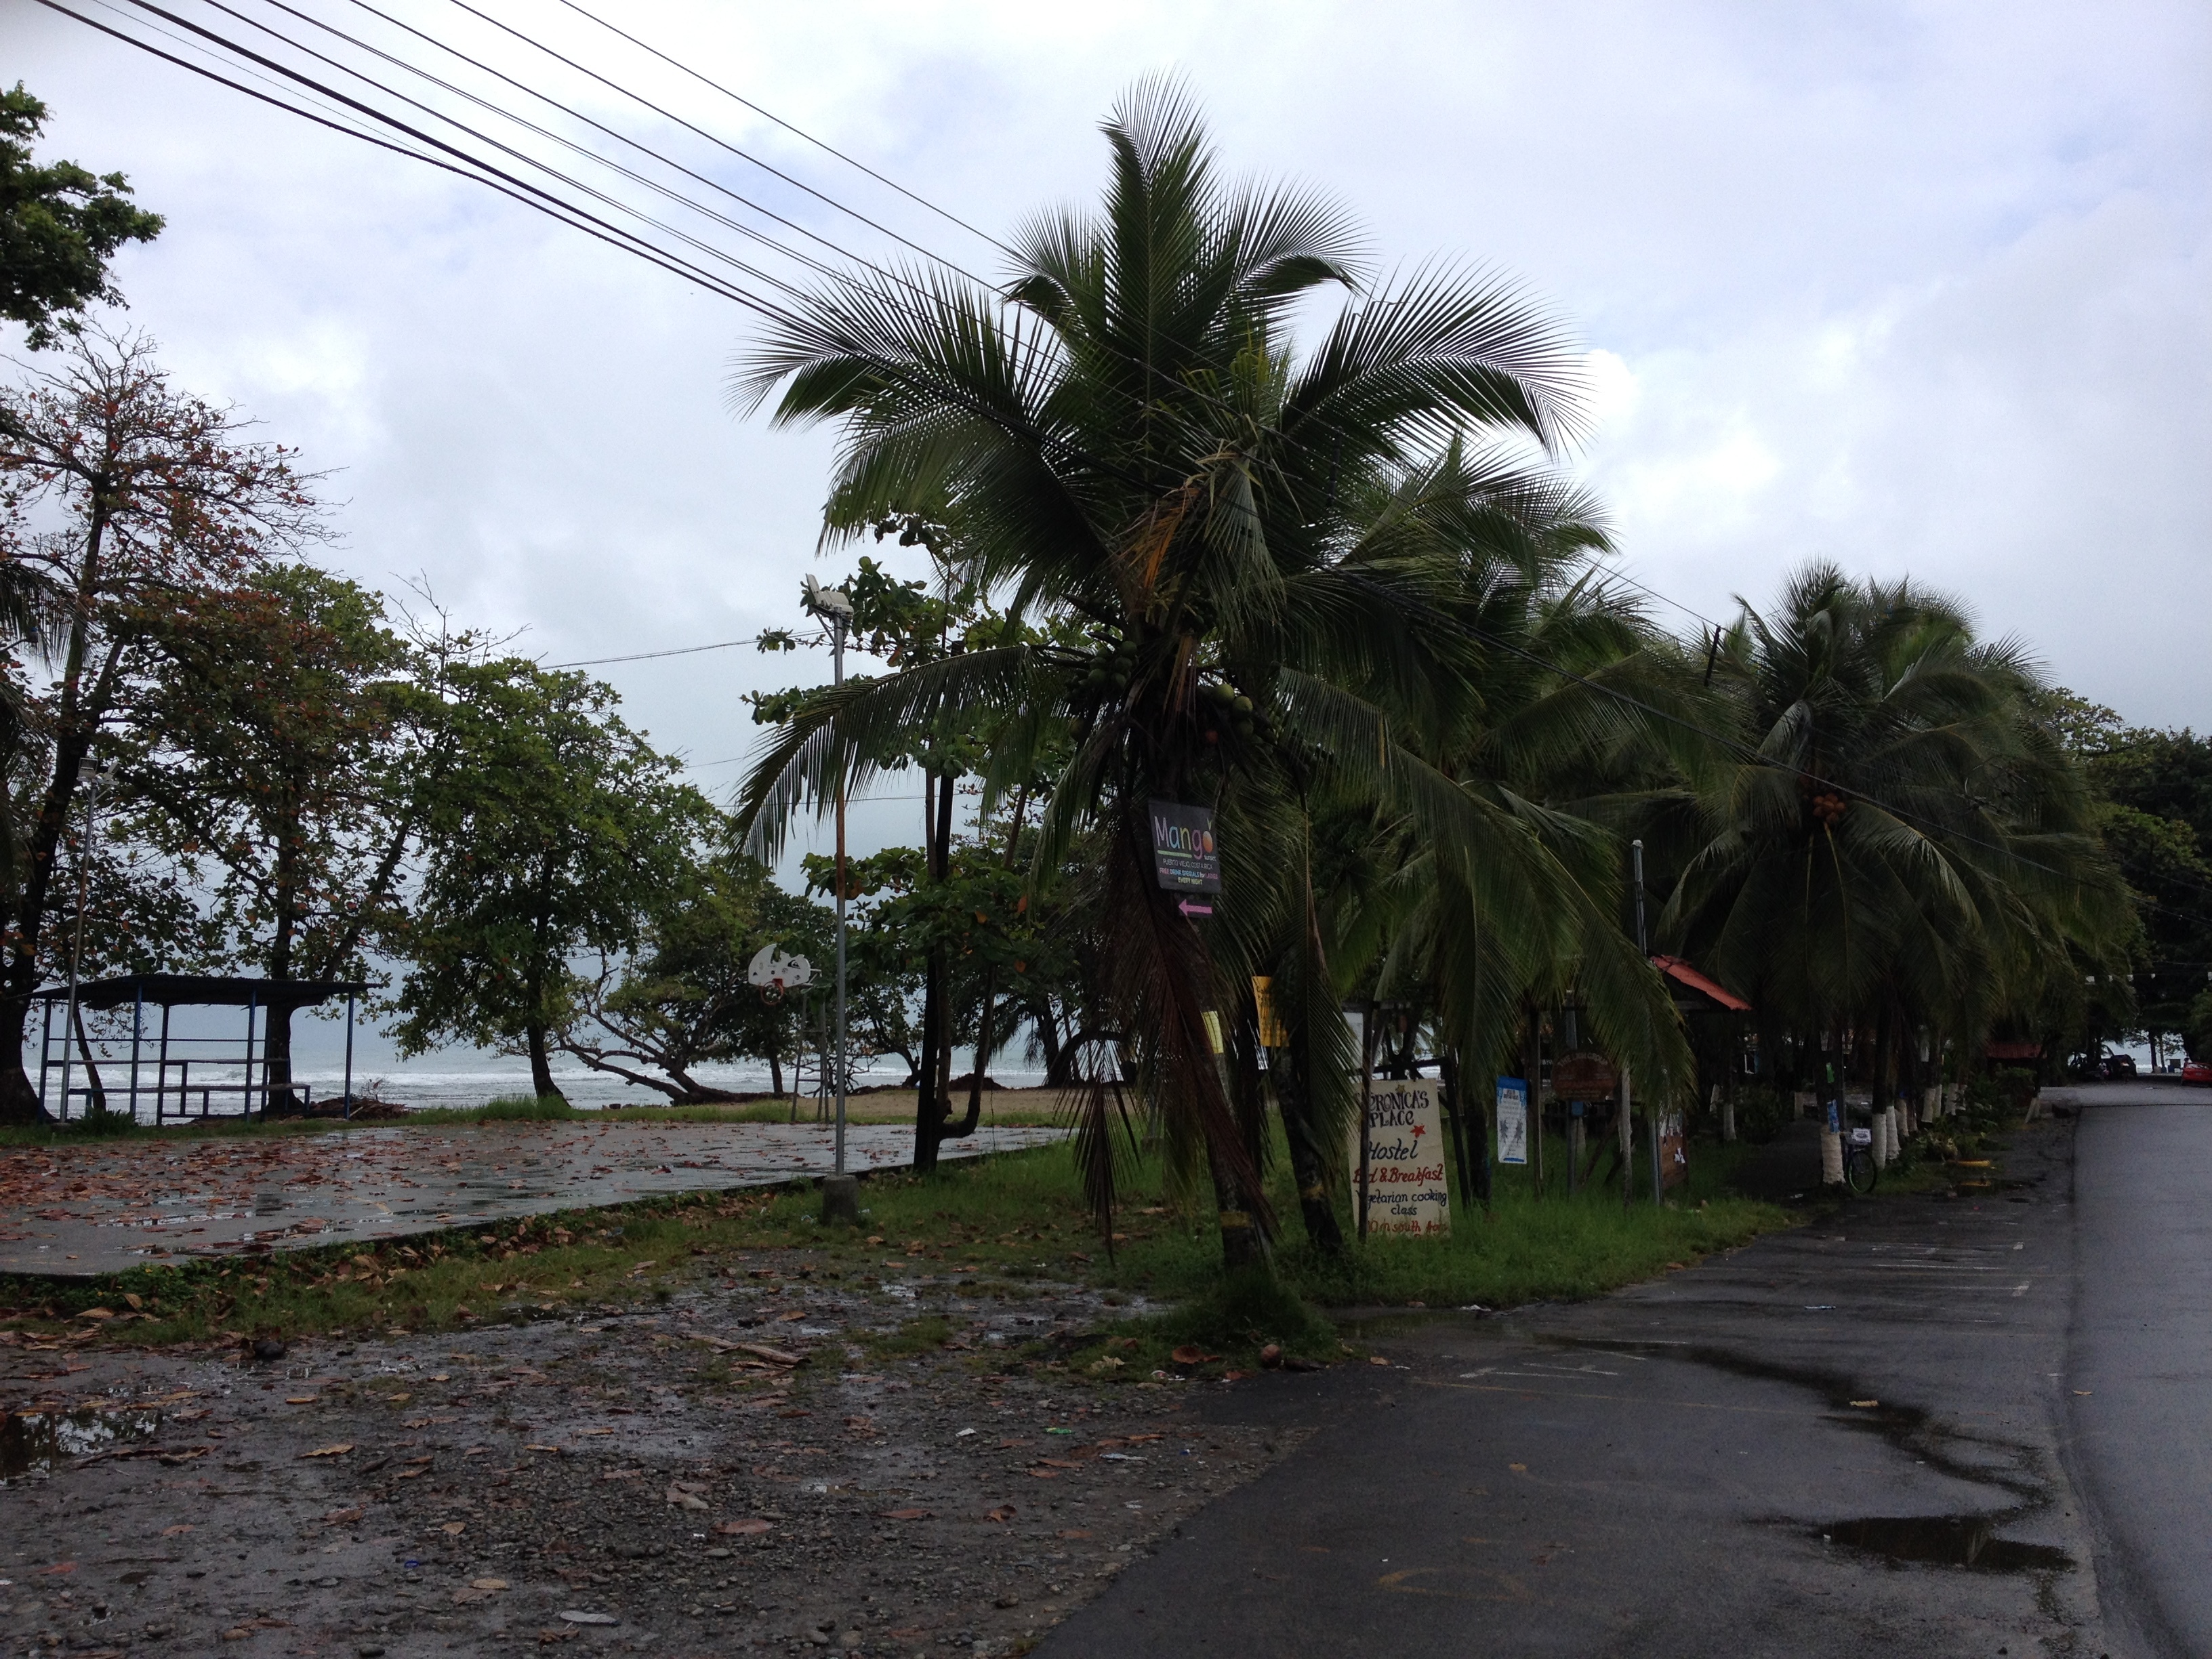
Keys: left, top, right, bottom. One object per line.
{"left": 800, "top": 573, "right": 853, "bottom": 621}
{"left": 76, "top": 759, "right": 115, "bottom": 798}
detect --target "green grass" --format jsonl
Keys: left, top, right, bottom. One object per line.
{"left": 400, "top": 1094, "right": 581, "bottom": 1124}
{"left": 0, "top": 1126, "right": 1793, "bottom": 1380}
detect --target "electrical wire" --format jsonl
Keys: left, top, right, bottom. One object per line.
{"left": 547, "top": 0, "right": 1018, "bottom": 261}
{"left": 132, "top": 0, "right": 832, "bottom": 308}
{"left": 445, "top": 0, "right": 1006, "bottom": 280}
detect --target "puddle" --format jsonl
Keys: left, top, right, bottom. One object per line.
{"left": 0, "top": 1406, "right": 163, "bottom": 1480}
{"left": 1819, "top": 1515, "right": 2072, "bottom": 1572}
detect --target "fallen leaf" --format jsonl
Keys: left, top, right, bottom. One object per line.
{"left": 1170, "top": 1345, "right": 1219, "bottom": 1366}
{"left": 1849, "top": 1399, "right": 1879, "bottom": 1409}
{"left": 285, "top": 1395, "right": 319, "bottom": 1405}
{"left": 2074, "top": 1389, "right": 2093, "bottom": 1397}
{"left": 559, "top": 1612, "right": 619, "bottom": 1626}
{"left": 1509, "top": 1463, "right": 1527, "bottom": 1473}
{"left": 37, "top": 1562, "right": 76, "bottom": 1576}
{"left": 441, "top": 1521, "right": 466, "bottom": 1536}
{"left": 472, "top": 1578, "right": 508, "bottom": 1591}
{"left": 665, "top": 1485, "right": 709, "bottom": 1511}
{"left": 878, "top": 1508, "right": 932, "bottom": 1521}
{"left": 298, "top": 1443, "right": 354, "bottom": 1459}
{"left": 160, "top": 1525, "right": 193, "bottom": 1538}
{"left": 1368, "top": 1356, "right": 1390, "bottom": 1367}
{"left": 1057, "top": 1529, "right": 1092, "bottom": 1539}
{"left": 321, "top": 1509, "right": 363, "bottom": 1525}
{"left": 714, "top": 1519, "right": 773, "bottom": 1536}
{"left": 985, "top": 1507, "right": 1016, "bottom": 1523}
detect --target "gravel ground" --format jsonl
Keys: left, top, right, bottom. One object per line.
{"left": 0, "top": 1252, "right": 1298, "bottom": 1658}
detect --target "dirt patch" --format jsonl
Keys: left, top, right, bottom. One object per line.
{"left": 0, "top": 1249, "right": 1299, "bottom": 1656}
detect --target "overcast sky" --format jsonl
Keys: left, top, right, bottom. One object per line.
{"left": 10, "top": 0, "right": 2211, "bottom": 866}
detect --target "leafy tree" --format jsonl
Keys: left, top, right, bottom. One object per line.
{"left": 0, "top": 333, "right": 321, "bottom": 1122}
{"left": 1, "top": 85, "right": 163, "bottom": 349}
{"left": 112, "top": 566, "right": 419, "bottom": 1109}
{"left": 388, "top": 660, "right": 705, "bottom": 1101}
{"left": 733, "top": 82, "right": 1683, "bottom": 1260}
{"left": 1659, "top": 563, "right": 2127, "bottom": 1093}
{"left": 554, "top": 843, "right": 830, "bottom": 1101}
{"left": 2059, "top": 701, "right": 2212, "bottom": 1054}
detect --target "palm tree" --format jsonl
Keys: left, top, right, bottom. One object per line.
{"left": 732, "top": 80, "right": 1682, "bottom": 1257}
{"left": 1659, "top": 562, "right": 2126, "bottom": 1097}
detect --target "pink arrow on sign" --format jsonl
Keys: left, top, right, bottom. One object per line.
{"left": 1178, "top": 897, "right": 1214, "bottom": 919}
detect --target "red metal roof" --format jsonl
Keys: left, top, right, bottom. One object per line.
{"left": 1650, "top": 954, "right": 1753, "bottom": 1012}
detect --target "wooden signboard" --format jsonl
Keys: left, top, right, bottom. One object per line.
{"left": 1551, "top": 1051, "right": 1620, "bottom": 1102}
{"left": 1349, "top": 1077, "right": 1452, "bottom": 1236}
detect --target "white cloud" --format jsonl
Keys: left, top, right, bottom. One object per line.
{"left": 5, "top": 0, "right": 2207, "bottom": 751}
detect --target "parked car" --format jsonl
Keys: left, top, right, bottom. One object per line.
{"left": 2184, "top": 1061, "right": 2212, "bottom": 1086}
{"left": 2074, "top": 1049, "right": 2139, "bottom": 1080}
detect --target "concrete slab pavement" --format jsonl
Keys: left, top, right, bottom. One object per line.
{"left": 0, "top": 1120, "right": 1065, "bottom": 1276}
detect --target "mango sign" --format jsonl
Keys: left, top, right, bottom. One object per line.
{"left": 1350, "top": 1078, "right": 1452, "bottom": 1236}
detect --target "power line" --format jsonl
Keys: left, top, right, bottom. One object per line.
{"left": 544, "top": 636, "right": 769, "bottom": 670}
{"left": 548, "top": 0, "right": 1018, "bottom": 262}
{"left": 77, "top": 0, "right": 797, "bottom": 317}
{"left": 131, "top": 0, "right": 842, "bottom": 309}
{"left": 443, "top": 0, "right": 1006, "bottom": 283}
{"left": 329, "top": 0, "right": 951, "bottom": 308}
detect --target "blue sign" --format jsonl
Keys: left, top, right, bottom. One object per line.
{"left": 1496, "top": 1076, "right": 1530, "bottom": 1166}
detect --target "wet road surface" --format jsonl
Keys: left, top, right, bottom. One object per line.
{"left": 2065, "top": 1080, "right": 2212, "bottom": 1656}
{"left": 0, "top": 1122, "right": 1065, "bottom": 1277}
{"left": 1044, "top": 1107, "right": 2135, "bottom": 1658}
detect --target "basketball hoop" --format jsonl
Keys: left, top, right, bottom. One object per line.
{"left": 747, "top": 943, "right": 815, "bottom": 1004}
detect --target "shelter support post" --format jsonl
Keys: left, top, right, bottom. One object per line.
{"left": 129, "top": 987, "right": 142, "bottom": 1124}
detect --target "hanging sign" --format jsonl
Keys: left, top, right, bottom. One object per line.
{"left": 1148, "top": 800, "right": 1222, "bottom": 895}
{"left": 1495, "top": 1075, "right": 1529, "bottom": 1166}
{"left": 1251, "top": 977, "right": 1287, "bottom": 1048}
{"left": 1349, "top": 1077, "right": 1452, "bottom": 1236}
{"left": 1551, "top": 1051, "right": 1619, "bottom": 1102}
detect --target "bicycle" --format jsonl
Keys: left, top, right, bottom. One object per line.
{"left": 1843, "top": 1122, "right": 1877, "bottom": 1195}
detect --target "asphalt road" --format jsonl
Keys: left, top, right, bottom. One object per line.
{"left": 1040, "top": 1088, "right": 2209, "bottom": 1659}
{"left": 2066, "top": 1082, "right": 2212, "bottom": 1656}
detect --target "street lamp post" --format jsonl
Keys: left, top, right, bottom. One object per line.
{"left": 58, "top": 760, "right": 113, "bottom": 1123}
{"left": 802, "top": 577, "right": 861, "bottom": 1226}
{"left": 832, "top": 605, "right": 850, "bottom": 1179}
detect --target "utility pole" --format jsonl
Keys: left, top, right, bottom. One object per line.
{"left": 1633, "top": 838, "right": 1662, "bottom": 1207}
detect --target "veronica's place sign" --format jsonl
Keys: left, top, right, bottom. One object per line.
{"left": 1349, "top": 1076, "right": 1452, "bottom": 1237}
{"left": 1148, "top": 800, "right": 1223, "bottom": 893}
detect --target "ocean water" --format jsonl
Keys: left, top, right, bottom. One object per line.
{"left": 33, "top": 1049, "right": 1050, "bottom": 1118}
